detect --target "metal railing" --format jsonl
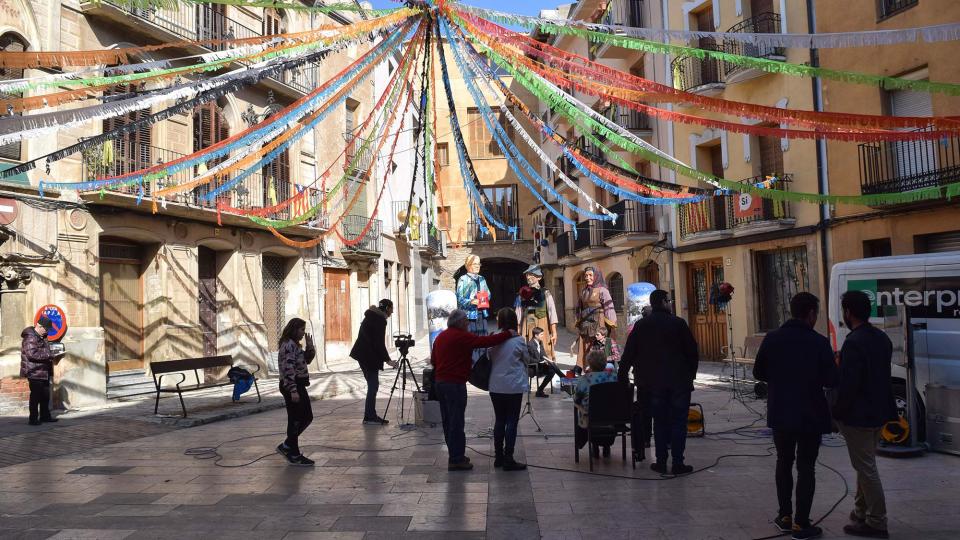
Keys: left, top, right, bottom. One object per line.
{"left": 724, "top": 13, "right": 784, "bottom": 67}
{"left": 671, "top": 43, "right": 726, "bottom": 92}
{"left": 558, "top": 156, "right": 579, "bottom": 179}
{"left": 595, "top": 0, "right": 644, "bottom": 27}
{"left": 576, "top": 136, "right": 605, "bottom": 163}
{"left": 859, "top": 128, "right": 960, "bottom": 196}
{"left": 344, "top": 132, "right": 376, "bottom": 176}
{"left": 879, "top": 0, "right": 918, "bottom": 19}
{"left": 80, "top": 140, "right": 323, "bottom": 222}
{"left": 556, "top": 230, "right": 573, "bottom": 259}
{"left": 466, "top": 217, "right": 523, "bottom": 242}
{"left": 103, "top": 0, "right": 314, "bottom": 94}
{"left": 602, "top": 200, "right": 654, "bottom": 240}
{"left": 573, "top": 219, "right": 605, "bottom": 251}
{"left": 605, "top": 105, "right": 651, "bottom": 132}
{"left": 678, "top": 174, "right": 793, "bottom": 238}
{"left": 340, "top": 214, "right": 383, "bottom": 253}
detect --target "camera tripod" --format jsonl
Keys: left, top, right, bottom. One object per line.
{"left": 382, "top": 348, "right": 421, "bottom": 428}
{"left": 520, "top": 364, "right": 548, "bottom": 440}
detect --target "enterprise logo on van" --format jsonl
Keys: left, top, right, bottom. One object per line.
{"left": 848, "top": 278, "right": 960, "bottom": 319}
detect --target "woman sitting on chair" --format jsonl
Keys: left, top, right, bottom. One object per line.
{"left": 574, "top": 350, "right": 618, "bottom": 458}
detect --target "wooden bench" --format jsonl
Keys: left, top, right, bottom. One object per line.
{"left": 151, "top": 355, "right": 261, "bottom": 417}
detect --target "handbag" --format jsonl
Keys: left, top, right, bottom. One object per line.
{"left": 468, "top": 351, "right": 492, "bottom": 391}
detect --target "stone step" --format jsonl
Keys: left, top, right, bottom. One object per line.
{"left": 106, "top": 382, "right": 157, "bottom": 401}
{"left": 107, "top": 370, "right": 155, "bottom": 400}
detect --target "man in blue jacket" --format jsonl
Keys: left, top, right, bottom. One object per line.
{"left": 833, "top": 290, "right": 896, "bottom": 539}
{"left": 754, "top": 292, "right": 839, "bottom": 540}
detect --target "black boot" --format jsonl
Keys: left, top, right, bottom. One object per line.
{"left": 602, "top": 445, "right": 611, "bottom": 458}
{"left": 494, "top": 447, "right": 504, "bottom": 468}
{"left": 502, "top": 452, "right": 527, "bottom": 471}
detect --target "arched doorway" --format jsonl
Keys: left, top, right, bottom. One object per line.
{"left": 453, "top": 257, "right": 527, "bottom": 319}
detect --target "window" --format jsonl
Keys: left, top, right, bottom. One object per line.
{"left": 758, "top": 134, "right": 784, "bottom": 177}
{"left": 436, "top": 142, "right": 449, "bottom": 167}
{"left": 480, "top": 185, "right": 519, "bottom": 223}
{"left": 0, "top": 34, "right": 28, "bottom": 161}
{"left": 755, "top": 246, "right": 810, "bottom": 332}
{"left": 878, "top": 0, "right": 918, "bottom": 20}
{"left": 193, "top": 101, "right": 230, "bottom": 205}
{"left": 264, "top": 8, "right": 283, "bottom": 36}
{"left": 466, "top": 107, "right": 512, "bottom": 158}
{"left": 437, "top": 206, "right": 451, "bottom": 229}
{"left": 102, "top": 81, "right": 152, "bottom": 177}
{"left": 608, "top": 272, "right": 624, "bottom": 311}
{"left": 863, "top": 238, "right": 892, "bottom": 258}
{"left": 915, "top": 230, "right": 960, "bottom": 254}
{"left": 262, "top": 149, "right": 291, "bottom": 210}
{"left": 345, "top": 100, "right": 358, "bottom": 134}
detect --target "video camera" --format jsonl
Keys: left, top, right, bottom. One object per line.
{"left": 394, "top": 333, "right": 415, "bottom": 356}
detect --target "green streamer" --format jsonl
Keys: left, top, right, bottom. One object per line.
{"left": 458, "top": 11, "right": 960, "bottom": 96}
{"left": 470, "top": 33, "right": 960, "bottom": 206}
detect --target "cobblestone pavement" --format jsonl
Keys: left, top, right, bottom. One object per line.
{"left": 1, "top": 356, "right": 957, "bottom": 538}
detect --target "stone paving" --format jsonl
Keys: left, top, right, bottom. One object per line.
{"left": 1, "top": 340, "right": 958, "bottom": 539}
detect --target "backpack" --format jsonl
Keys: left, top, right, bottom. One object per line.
{"left": 468, "top": 351, "right": 492, "bottom": 391}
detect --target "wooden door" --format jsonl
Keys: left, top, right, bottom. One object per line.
{"left": 101, "top": 261, "right": 144, "bottom": 373}
{"left": 686, "top": 259, "right": 727, "bottom": 360}
{"left": 198, "top": 246, "right": 218, "bottom": 357}
{"left": 554, "top": 277, "right": 566, "bottom": 327}
{"left": 324, "top": 269, "right": 351, "bottom": 343}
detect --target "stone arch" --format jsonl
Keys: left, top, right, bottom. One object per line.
{"left": 607, "top": 271, "right": 625, "bottom": 312}
{"left": 0, "top": 0, "right": 41, "bottom": 52}
{"left": 452, "top": 256, "right": 527, "bottom": 319}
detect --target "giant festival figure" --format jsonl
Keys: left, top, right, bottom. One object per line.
{"left": 515, "top": 264, "right": 558, "bottom": 358}
{"left": 575, "top": 266, "right": 618, "bottom": 373}
{"left": 456, "top": 255, "right": 490, "bottom": 336}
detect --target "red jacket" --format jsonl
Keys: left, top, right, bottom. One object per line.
{"left": 431, "top": 327, "right": 511, "bottom": 384}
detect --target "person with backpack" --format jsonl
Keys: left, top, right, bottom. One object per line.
{"left": 486, "top": 308, "right": 532, "bottom": 471}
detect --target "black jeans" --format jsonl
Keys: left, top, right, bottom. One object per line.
{"left": 489, "top": 392, "right": 522, "bottom": 457}
{"left": 28, "top": 379, "right": 51, "bottom": 422}
{"left": 360, "top": 364, "right": 380, "bottom": 419}
{"left": 533, "top": 362, "right": 564, "bottom": 393}
{"left": 280, "top": 382, "right": 313, "bottom": 456}
{"left": 773, "top": 430, "right": 821, "bottom": 526}
{"left": 435, "top": 382, "right": 467, "bottom": 463}
{"left": 650, "top": 388, "right": 691, "bottom": 465}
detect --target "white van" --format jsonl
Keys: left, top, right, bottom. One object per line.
{"left": 829, "top": 252, "right": 960, "bottom": 449}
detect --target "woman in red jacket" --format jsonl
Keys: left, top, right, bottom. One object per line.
{"left": 431, "top": 309, "right": 512, "bottom": 471}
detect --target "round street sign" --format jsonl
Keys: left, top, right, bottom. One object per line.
{"left": 34, "top": 305, "right": 68, "bottom": 342}
{"left": 0, "top": 197, "right": 18, "bottom": 225}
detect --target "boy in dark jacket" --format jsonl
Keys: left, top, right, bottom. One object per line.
{"left": 350, "top": 299, "right": 396, "bottom": 425}
{"left": 619, "top": 290, "right": 698, "bottom": 475}
{"left": 833, "top": 290, "right": 896, "bottom": 539}
{"left": 21, "top": 316, "right": 63, "bottom": 425}
{"left": 754, "top": 292, "right": 839, "bottom": 540}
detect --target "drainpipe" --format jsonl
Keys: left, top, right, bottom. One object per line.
{"left": 661, "top": 0, "right": 677, "bottom": 296}
{"left": 806, "top": 0, "right": 832, "bottom": 300}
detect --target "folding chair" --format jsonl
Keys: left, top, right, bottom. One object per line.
{"left": 573, "top": 382, "right": 634, "bottom": 471}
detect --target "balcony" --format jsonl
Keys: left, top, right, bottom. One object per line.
{"left": 723, "top": 13, "right": 786, "bottom": 84}
{"left": 590, "top": 0, "right": 645, "bottom": 60}
{"left": 576, "top": 136, "right": 605, "bottom": 164}
{"left": 678, "top": 174, "right": 795, "bottom": 241}
{"left": 602, "top": 200, "right": 659, "bottom": 247}
{"left": 466, "top": 217, "right": 524, "bottom": 243}
{"left": 858, "top": 128, "right": 960, "bottom": 205}
{"left": 574, "top": 219, "right": 612, "bottom": 258}
{"left": 340, "top": 214, "right": 383, "bottom": 259}
{"left": 604, "top": 105, "right": 652, "bottom": 137}
{"left": 80, "top": 0, "right": 316, "bottom": 98}
{"left": 879, "top": 0, "right": 918, "bottom": 20}
{"left": 671, "top": 44, "right": 726, "bottom": 96}
{"left": 344, "top": 133, "right": 376, "bottom": 178}
{"left": 79, "top": 140, "right": 326, "bottom": 228}
{"left": 556, "top": 230, "right": 576, "bottom": 264}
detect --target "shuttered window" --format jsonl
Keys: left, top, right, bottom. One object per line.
{"left": 758, "top": 134, "right": 783, "bottom": 176}
{"left": 193, "top": 101, "right": 229, "bottom": 205}
{"left": 915, "top": 230, "right": 960, "bottom": 254}
{"left": 466, "top": 107, "right": 511, "bottom": 158}
{"left": 0, "top": 34, "right": 27, "bottom": 161}
{"left": 103, "top": 83, "right": 152, "bottom": 177}
{"left": 264, "top": 8, "right": 283, "bottom": 36}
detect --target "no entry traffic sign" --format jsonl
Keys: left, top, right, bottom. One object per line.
{"left": 34, "top": 304, "right": 68, "bottom": 342}
{"left": 0, "top": 197, "right": 18, "bottom": 226}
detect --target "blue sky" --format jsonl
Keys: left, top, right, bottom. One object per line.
{"left": 367, "top": 0, "right": 547, "bottom": 16}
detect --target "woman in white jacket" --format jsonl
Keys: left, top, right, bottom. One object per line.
{"left": 487, "top": 307, "right": 532, "bottom": 471}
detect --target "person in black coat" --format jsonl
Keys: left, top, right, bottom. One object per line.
{"left": 21, "top": 316, "right": 64, "bottom": 426}
{"left": 833, "top": 290, "right": 896, "bottom": 539}
{"left": 350, "top": 299, "right": 396, "bottom": 425}
{"left": 619, "top": 290, "right": 698, "bottom": 475}
{"left": 753, "top": 292, "right": 839, "bottom": 539}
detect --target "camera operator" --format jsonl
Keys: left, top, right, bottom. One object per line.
{"left": 350, "top": 299, "right": 397, "bottom": 426}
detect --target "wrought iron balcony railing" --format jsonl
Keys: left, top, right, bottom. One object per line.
{"left": 678, "top": 174, "right": 792, "bottom": 238}
{"left": 879, "top": 0, "right": 918, "bottom": 19}
{"left": 575, "top": 136, "right": 605, "bottom": 163}
{"left": 466, "top": 217, "right": 524, "bottom": 242}
{"left": 858, "top": 128, "right": 960, "bottom": 197}
{"left": 724, "top": 13, "right": 785, "bottom": 69}
{"left": 671, "top": 43, "right": 726, "bottom": 93}
{"left": 344, "top": 132, "right": 376, "bottom": 177}
{"left": 604, "top": 105, "right": 651, "bottom": 132}
{"left": 340, "top": 214, "right": 383, "bottom": 253}
{"left": 595, "top": 0, "right": 644, "bottom": 27}
{"left": 573, "top": 219, "right": 606, "bottom": 251}
{"left": 602, "top": 199, "right": 654, "bottom": 240}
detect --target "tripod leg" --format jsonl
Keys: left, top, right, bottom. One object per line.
{"left": 381, "top": 361, "right": 405, "bottom": 420}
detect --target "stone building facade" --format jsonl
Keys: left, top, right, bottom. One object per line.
{"left": 0, "top": 0, "right": 419, "bottom": 411}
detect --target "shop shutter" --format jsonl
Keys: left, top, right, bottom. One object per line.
{"left": 920, "top": 231, "right": 960, "bottom": 254}
{"left": 890, "top": 89, "right": 935, "bottom": 180}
